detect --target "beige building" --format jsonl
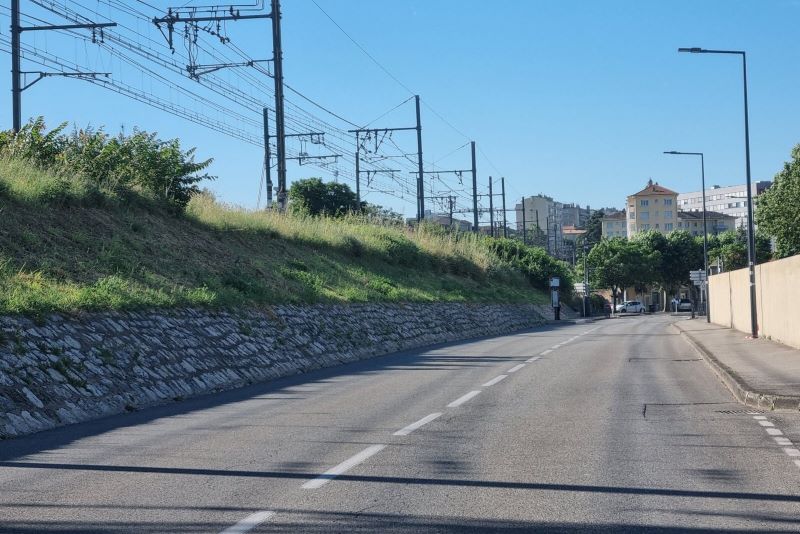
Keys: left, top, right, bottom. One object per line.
{"left": 676, "top": 210, "right": 737, "bottom": 237}
{"left": 602, "top": 211, "right": 627, "bottom": 238}
{"left": 627, "top": 180, "right": 678, "bottom": 237}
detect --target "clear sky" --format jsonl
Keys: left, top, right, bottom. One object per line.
{"left": 2, "top": 0, "right": 799, "bottom": 223}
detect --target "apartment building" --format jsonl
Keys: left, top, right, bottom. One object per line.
{"left": 676, "top": 210, "right": 737, "bottom": 236}
{"left": 677, "top": 181, "right": 771, "bottom": 229}
{"left": 627, "top": 180, "right": 678, "bottom": 236}
{"left": 601, "top": 211, "right": 627, "bottom": 238}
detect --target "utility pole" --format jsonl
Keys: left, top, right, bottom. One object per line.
{"left": 263, "top": 107, "right": 272, "bottom": 206}
{"left": 521, "top": 197, "right": 527, "bottom": 245}
{"left": 501, "top": 177, "right": 507, "bottom": 238}
{"left": 449, "top": 195, "right": 455, "bottom": 226}
{"left": 354, "top": 132, "right": 360, "bottom": 205}
{"left": 471, "top": 141, "right": 478, "bottom": 232}
{"left": 583, "top": 241, "right": 590, "bottom": 317}
{"left": 415, "top": 95, "right": 425, "bottom": 221}
{"left": 488, "top": 177, "right": 494, "bottom": 237}
{"left": 11, "top": 0, "right": 20, "bottom": 132}
{"left": 271, "top": 0, "right": 287, "bottom": 211}
{"left": 11, "top": 3, "right": 116, "bottom": 131}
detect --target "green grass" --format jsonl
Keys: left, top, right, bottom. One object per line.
{"left": 0, "top": 157, "right": 547, "bottom": 316}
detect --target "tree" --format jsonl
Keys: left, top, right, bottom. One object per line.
{"left": 587, "top": 237, "right": 657, "bottom": 310}
{"left": 756, "top": 144, "right": 800, "bottom": 258}
{"left": 631, "top": 230, "right": 704, "bottom": 309}
{"left": 288, "top": 178, "right": 362, "bottom": 217}
{"left": 583, "top": 209, "right": 605, "bottom": 245}
{"left": 706, "top": 228, "right": 771, "bottom": 271}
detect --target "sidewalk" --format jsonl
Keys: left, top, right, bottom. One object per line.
{"left": 673, "top": 318, "right": 800, "bottom": 411}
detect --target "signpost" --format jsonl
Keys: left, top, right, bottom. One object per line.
{"left": 550, "top": 277, "right": 561, "bottom": 321}
{"left": 689, "top": 270, "right": 708, "bottom": 319}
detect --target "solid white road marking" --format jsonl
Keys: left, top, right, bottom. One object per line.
{"left": 766, "top": 428, "right": 783, "bottom": 436}
{"left": 394, "top": 413, "right": 443, "bottom": 436}
{"left": 758, "top": 420, "right": 775, "bottom": 427}
{"left": 507, "top": 364, "right": 525, "bottom": 373}
{"left": 551, "top": 345, "right": 562, "bottom": 349}
{"left": 302, "top": 445, "right": 386, "bottom": 489}
{"left": 220, "top": 511, "right": 276, "bottom": 534}
{"left": 447, "top": 390, "right": 481, "bottom": 408}
{"left": 525, "top": 356, "right": 541, "bottom": 363}
{"left": 540, "top": 349, "right": 553, "bottom": 356}
{"left": 482, "top": 375, "right": 508, "bottom": 387}
{"left": 784, "top": 448, "right": 800, "bottom": 457}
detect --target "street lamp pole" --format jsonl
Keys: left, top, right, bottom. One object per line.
{"left": 678, "top": 47, "right": 757, "bottom": 338}
{"left": 664, "top": 151, "right": 710, "bottom": 323}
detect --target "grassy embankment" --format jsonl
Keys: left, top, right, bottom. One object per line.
{"left": 0, "top": 158, "right": 547, "bottom": 317}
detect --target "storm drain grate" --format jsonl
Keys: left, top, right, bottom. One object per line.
{"left": 715, "top": 410, "right": 763, "bottom": 414}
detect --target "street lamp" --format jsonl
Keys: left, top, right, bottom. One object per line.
{"left": 664, "top": 150, "right": 710, "bottom": 323}
{"left": 678, "top": 46, "right": 758, "bottom": 338}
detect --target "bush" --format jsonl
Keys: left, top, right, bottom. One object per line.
{"left": 488, "top": 238, "right": 574, "bottom": 293}
{"left": 0, "top": 118, "right": 214, "bottom": 210}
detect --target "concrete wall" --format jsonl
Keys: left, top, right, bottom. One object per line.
{"left": 709, "top": 255, "right": 800, "bottom": 348}
{"left": 0, "top": 303, "right": 555, "bottom": 439}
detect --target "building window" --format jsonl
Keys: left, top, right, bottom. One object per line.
{"left": 664, "top": 199, "right": 673, "bottom": 206}
{"left": 629, "top": 211, "right": 635, "bottom": 219}
{"left": 655, "top": 224, "right": 660, "bottom": 229}
{"left": 642, "top": 224, "right": 650, "bottom": 230}
{"left": 640, "top": 211, "right": 649, "bottom": 220}
{"left": 664, "top": 210, "right": 672, "bottom": 219}
{"left": 640, "top": 199, "right": 649, "bottom": 207}
{"left": 665, "top": 223, "right": 673, "bottom": 231}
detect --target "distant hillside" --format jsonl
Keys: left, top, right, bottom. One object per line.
{"left": 0, "top": 157, "right": 554, "bottom": 317}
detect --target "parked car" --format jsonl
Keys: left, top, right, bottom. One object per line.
{"left": 677, "top": 298, "right": 693, "bottom": 312}
{"left": 615, "top": 300, "right": 645, "bottom": 313}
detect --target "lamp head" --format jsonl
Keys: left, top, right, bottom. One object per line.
{"left": 678, "top": 47, "right": 703, "bottom": 53}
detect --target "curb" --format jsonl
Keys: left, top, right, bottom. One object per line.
{"left": 672, "top": 322, "right": 800, "bottom": 412}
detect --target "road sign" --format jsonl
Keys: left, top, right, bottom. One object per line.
{"left": 575, "top": 282, "right": 587, "bottom": 294}
{"left": 689, "top": 270, "right": 707, "bottom": 281}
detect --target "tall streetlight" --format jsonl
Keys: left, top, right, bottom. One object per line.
{"left": 664, "top": 151, "right": 710, "bottom": 323}
{"left": 678, "top": 47, "right": 757, "bottom": 338}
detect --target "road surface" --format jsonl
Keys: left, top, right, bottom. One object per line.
{"left": 1, "top": 314, "right": 800, "bottom": 532}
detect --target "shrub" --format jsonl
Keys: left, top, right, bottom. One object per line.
{"left": 0, "top": 118, "right": 214, "bottom": 209}
{"left": 488, "top": 238, "right": 574, "bottom": 293}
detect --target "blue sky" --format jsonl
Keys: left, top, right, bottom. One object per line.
{"left": 2, "top": 0, "right": 799, "bottom": 222}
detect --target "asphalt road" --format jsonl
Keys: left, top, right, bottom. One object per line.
{"left": 2, "top": 315, "right": 800, "bottom": 533}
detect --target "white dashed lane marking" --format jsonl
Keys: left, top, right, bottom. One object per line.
{"left": 447, "top": 390, "right": 481, "bottom": 408}
{"left": 393, "top": 413, "right": 443, "bottom": 436}
{"left": 302, "top": 445, "right": 386, "bottom": 489}
{"left": 482, "top": 375, "right": 508, "bottom": 387}
{"left": 507, "top": 364, "right": 525, "bottom": 373}
{"left": 540, "top": 349, "right": 553, "bottom": 356}
{"left": 219, "top": 511, "right": 275, "bottom": 534}
{"left": 753, "top": 415, "right": 800, "bottom": 469}
{"left": 525, "top": 356, "right": 541, "bottom": 363}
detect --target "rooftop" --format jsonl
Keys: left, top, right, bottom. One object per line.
{"left": 602, "top": 211, "right": 627, "bottom": 220}
{"left": 630, "top": 179, "right": 678, "bottom": 197}
{"left": 678, "top": 210, "right": 735, "bottom": 221}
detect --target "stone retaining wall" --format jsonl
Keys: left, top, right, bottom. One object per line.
{"left": 0, "top": 303, "right": 556, "bottom": 439}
